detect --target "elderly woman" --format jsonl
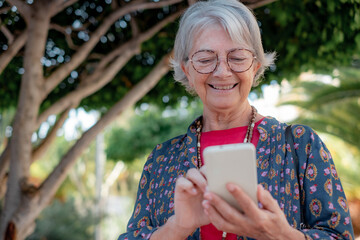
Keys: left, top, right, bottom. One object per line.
{"left": 118, "top": 0, "right": 355, "bottom": 239}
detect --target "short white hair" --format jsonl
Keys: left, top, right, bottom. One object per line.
{"left": 171, "top": 0, "right": 276, "bottom": 94}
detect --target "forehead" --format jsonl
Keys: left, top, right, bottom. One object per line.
{"left": 190, "top": 24, "right": 249, "bottom": 53}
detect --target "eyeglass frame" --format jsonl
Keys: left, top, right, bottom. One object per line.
{"left": 187, "top": 48, "right": 257, "bottom": 74}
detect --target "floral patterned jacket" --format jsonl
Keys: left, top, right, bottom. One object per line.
{"left": 118, "top": 117, "right": 355, "bottom": 240}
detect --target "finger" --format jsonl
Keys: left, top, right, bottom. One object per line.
{"left": 226, "top": 183, "right": 261, "bottom": 218}
{"left": 203, "top": 191, "right": 244, "bottom": 224}
{"left": 257, "top": 185, "right": 282, "bottom": 213}
{"left": 186, "top": 168, "right": 207, "bottom": 192}
{"left": 176, "top": 176, "right": 198, "bottom": 195}
{"left": 202, "top": 199, "right": 236, "bottom": 233}
{"left": 199, "top": 165, "right": 208, "bottom": 181}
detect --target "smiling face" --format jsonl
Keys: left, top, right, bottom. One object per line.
{"left": 182, "top": 24, "right": 260, "bottom": 114}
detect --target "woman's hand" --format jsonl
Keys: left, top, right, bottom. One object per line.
{"left": 202, "top": 184, "right": 304, "bottom": 240}
{"left": 172, "top": 168, "right": 210, "bottom": 237}
{"left": 151, "top": 168, "right": 210, "bottom": 240}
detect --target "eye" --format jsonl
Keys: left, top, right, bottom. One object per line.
{"left": 229, "top": 57, "right": 246, "bottom": 63}
{"left": 196, "top": 57, "right": 216, "bottom": 65}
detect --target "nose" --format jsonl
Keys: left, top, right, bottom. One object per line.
{"left": 213, "top": 57, "right": 232, "bottom": 77}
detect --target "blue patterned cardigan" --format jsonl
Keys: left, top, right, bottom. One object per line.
{"left": 118, "top": 117, "right": 355, "bottom": 240}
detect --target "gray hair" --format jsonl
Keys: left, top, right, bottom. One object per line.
{"left": 171, "top": 0, "right": 276, "bottom": 94}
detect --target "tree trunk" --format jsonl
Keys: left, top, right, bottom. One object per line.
{"left": 0, "top": 1, "right": 51, "bottom": 239}
{"left": 0, "top": 51, "right": 171, "bottom": 240}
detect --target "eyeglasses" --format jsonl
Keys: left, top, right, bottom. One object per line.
{"left": 188, "top": 49, "right": 257, "bottom": 74}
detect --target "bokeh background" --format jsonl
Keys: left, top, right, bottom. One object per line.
{"left": 0, "top": 0, "right": 359, "bottom": 239}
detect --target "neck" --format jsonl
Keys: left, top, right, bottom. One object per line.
{"left": 202, "top": 103, "right": 259, "bottom": 132}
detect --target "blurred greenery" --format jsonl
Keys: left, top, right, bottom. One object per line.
{"left": 28, "top": 113, "right": 151, "bottom": 239}
{"left": 280, "top": 67, "right": 360, "bottom": 149}
{"left": 26, "top": 198, "right": 97, "bottom": 240}
{"left": 0, "top": 107, "right": 15, "bottom": 150}
{"left": 106, "top": 98, "right": 202, "bottom": 163}
{"left": 258, "top": 0, "right": 360, "bottom": 83}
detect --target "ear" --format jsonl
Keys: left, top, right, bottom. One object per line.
{"left": 253, "top": 61, "right": 261, "bottom": 75}
{"left": 181, "top": 62, "right": 194, "bottom": 88}
{"left": 181, "top": 61, "right": 189, "bottom": 76}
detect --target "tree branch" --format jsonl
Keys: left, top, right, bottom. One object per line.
{"left": 37, "top": 51, "right": 172, "bottom": 210}
{"left": 0, "top": 143, "right": 10, "bottom": 198}
{"left": 0, "top": 30, "right": 27, "bottom": 74}
{"left": 87, "top": 53, "right": 104, "bottom": 60}
{"left": 98, "top": 9, "right": 181, "bottom": 71}
{"left": 31, "top": 107, "right": 73, "bottom": 161}
{"left": 130, "top": 15, "right": 140, "bottom": 38}
{"left": 0, "top": 6, "right": 11, "bottom": 14}
{"left": 6, "top": 0, "right": 31, "bottom": 21}
{"left": 43, "top": 0, "right": 183, "bottom": 97}
{"left": 0, "top": 103, "right": 69, "bottom": 198}
{"left": 50, "top": 20, "right": 90, "bottom": 33}
{"left": 37, "top": 41, "right": 140, "bottom": 127}
{"left": 37, "top": 9, "right": 182, "bottom": 126}
{"left": 49, "top": 23, "right": 78, "bottom": 50}
{"left": 46, "top": 0, "right": 80, "bottom": 18}
{"left": 111, "top": 0, "right": 119, "bottom": 10}
{"left": 55, "top": 0, "right": 79, "bottom": 13}
{"left": 0, "top": 19, "right": 14, "bottom": 44}
{"left": 246, "top": 0, "right": 277, "bottom": 9}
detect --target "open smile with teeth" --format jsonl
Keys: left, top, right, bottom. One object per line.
{"left": 209, "top": 83, "right": 239, "bottom": 90}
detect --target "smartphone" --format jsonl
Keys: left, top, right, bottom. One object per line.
{"left": 203, "top": 143, "right": 258, "bottom": 212}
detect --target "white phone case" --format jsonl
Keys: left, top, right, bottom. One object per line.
{"left": 203, "top": 143, "right": 258, "bottom": 212}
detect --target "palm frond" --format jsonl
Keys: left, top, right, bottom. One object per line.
{"left": 281, "top": 67, "right": 360, "bottom": 149}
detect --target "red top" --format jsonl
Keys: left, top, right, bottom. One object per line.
{"left": 199, "top": 118, "right": 263, "bottom": 240}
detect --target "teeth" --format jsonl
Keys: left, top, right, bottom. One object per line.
{"left": 210, "top": 84, "right": 237, "bottom": 90}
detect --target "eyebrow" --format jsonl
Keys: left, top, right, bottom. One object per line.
{"left": 192, "top": 47, "right": 249, "bottom": 55}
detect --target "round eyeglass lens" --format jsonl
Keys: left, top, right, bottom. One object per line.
{"left": 227, "top": 49, "right": 254, "bottom": 72}
{"left": 191, "top": 51, "right": 217, "bottom": 73}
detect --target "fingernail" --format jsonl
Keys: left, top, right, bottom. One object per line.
{"left": 192, "top": 188, "right": 197, "bottom": 194}
{"left": 204, "top": 192, "right": 212, "bottom": 200}
{"left": 228, "top": 184, "right": 235, "bottom": 192}
{"left": 202, "top": 200, "right": 209, "bottom": 209}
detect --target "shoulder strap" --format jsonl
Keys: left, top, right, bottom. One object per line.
{"left": 285, "top": 125, "right": 307, "bottom": 229}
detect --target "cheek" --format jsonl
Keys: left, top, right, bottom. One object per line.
{"left": 188, "top": 71, "right": 207, "bottom": 89}
{"left": 237, "top": 72, "right": 254, "bottom": 85}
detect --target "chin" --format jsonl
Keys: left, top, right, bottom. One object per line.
{"left": 211, "top": 102, "right": 238, "bottom": 111}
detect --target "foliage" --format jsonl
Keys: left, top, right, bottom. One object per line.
{"left": 26, "top": 198, "right": 97, "bottom": 240}
{"left": 106, "top": 99, "right": 202, "bottom": 163}
{"left": 0, "top": 108, "right": 15, "bottom": 149}
{"left": 256, "top": 0, "right": 360, "bottom": 83}
{"left": 0, "top": 0, "right": 187, "bottom": 112}
{"left": 1, "top": 0, "right": 359, "bottom": 112}
{"left": 82, "top": 22, "right": 185, "bottom": 111}
{"left": 280, "top": 67, "right": 360, "bottom": 148}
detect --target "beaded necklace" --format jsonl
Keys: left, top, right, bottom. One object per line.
{"left": 195, "top": 105, "right": 257, "bottom": 240}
